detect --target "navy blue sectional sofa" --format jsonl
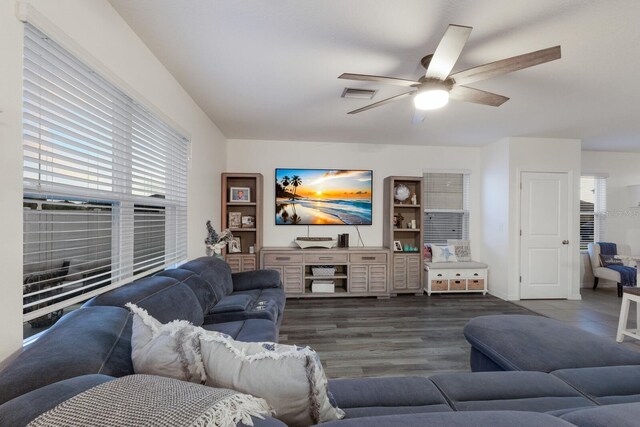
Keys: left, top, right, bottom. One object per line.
{"left": 3, "top": 259, "right": 640, "bottom": 426}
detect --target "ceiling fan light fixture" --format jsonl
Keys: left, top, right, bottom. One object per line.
{"left": 413, "top": 89, "right": 449, "bottom": 110}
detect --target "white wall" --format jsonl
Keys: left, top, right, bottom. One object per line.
{"left": 0, "top": 0, "right": 226, "bottom": 364}
{"left": 480, "top": 137, "right": 582, "bottom": 301}
{"left": 227, "top": 139, "right": 483, "bottom": 256}
{"left": 580, "top": 151, "right": 640, "bottom": 286}
{"left": 480, "top": 138, "right": 511, "bottom": 300}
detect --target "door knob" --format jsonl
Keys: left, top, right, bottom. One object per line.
{"left": 562, "top": 240, "right": 569, "bottom": 245}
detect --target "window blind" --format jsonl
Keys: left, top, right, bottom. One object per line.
{"left": 22, "top": 24, "right": 188, "bottom": 322}
{"left": 423, "top": 172, "right": 470, "bottom": 245}
{"left": 579, "top": 176, "right": 607, "bottom": 250}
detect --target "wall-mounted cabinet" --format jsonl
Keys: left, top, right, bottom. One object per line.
{"left": 221, "top": 173, "right": 263, "bottom": 272}
{"left": 384, "top": 176, "right": 424, "bottom": 295}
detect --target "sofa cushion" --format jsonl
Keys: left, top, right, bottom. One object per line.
{"left": 553, "top": 365, "right": 640, "bottom": 405}
{"left": 180, "top": 256, "right": 234, "bottom": 300}
{"left": 464, "top": 315, "right": 640, "bottom": 372}
{"left": 430, "top": 371, "right": 595, "bottom": 413}
{"left": 0, "top": 375, "right": 115, "bottom": 427}
{"left": 85, "top": 276, "right": 204, "bottom": 326}
{"left": 210, "top": 294, "right": 254, "bottom": 313}
{"left": 202, "top": 319, "right": 279, "bottom": 343}
{"left": 155, "top": 268, "right": 219, "bottom": 313}
{"left": 329, "top": 376, "right": 452, "bottom": 418}
{"left": 560, "top": 402, "right": 640, "bottom": 427}
{"left": 0, "top": 306, "right": 133, "bottom": 405}
{"left": 319, "top": 411, "right": 575, "bottom": 427}
{"left": 232, "top": 269, "right": 281, "bottom": 292}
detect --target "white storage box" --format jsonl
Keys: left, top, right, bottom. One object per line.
{"left": 312, "top": 280, "right": 335, "bottom": 293}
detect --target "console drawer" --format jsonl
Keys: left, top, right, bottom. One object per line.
{"left": 304, "top": 253, "right": 348, "bottom": 264}
{"left": 263, "top": 253, "right": 303, "bottom": 265}
{"left": 350, "top": 253, "right": 387, "bottom": 263}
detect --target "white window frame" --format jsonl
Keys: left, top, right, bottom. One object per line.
{"left": 579, "top": 175, "right": 607, "bottom": 251}
{"left": 423, "top": 171, "right": 471, "bottom": 245}
{"left": 22, "top": 23, "right": 189, "bottom": 322}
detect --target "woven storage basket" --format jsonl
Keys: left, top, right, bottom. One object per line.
{"left": 312, "top": 266, "right": 336, "bottom": 277}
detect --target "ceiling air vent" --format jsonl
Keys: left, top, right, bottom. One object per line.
{"left": 341, "top": 88, "right": 377, "bottom": 100}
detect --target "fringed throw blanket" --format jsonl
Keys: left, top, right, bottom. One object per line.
{"left": 27, "top": 375, "right": 272, "bottom": 427}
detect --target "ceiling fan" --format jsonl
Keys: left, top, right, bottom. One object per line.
{"left": 339, "top": 24, "right": 561, "bottom": 122}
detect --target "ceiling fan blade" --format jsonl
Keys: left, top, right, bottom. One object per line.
{"left": 449, "top": 85, "right": 509, "bottom": 107}
{"left": 411, "top": 111, "right": 426, "bottom": 124}
{"left": 338, "top": 73, "right": 420, "bottom": 87}
{"left": 347, "top": 91, "right": 415, "bottom": 114}
{"left": 425, "top": 24, "right": 473, "bottom": 80}
{"left": 450, "top": 45, "right": 561, "bottom": 86}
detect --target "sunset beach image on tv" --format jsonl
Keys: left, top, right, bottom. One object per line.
{"left": 275, "top": 169, "right": 372, "bottom": 225}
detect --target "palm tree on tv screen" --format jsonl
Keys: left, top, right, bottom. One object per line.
{"left": 291, "top": 175, "right": 302, "bottom": 200}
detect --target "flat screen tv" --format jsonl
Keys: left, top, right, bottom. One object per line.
{"left": 275, "top": 169, "right": 372, "bottom": 225}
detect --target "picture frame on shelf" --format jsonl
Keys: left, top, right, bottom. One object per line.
{"left": 230, "top": 187, "right": 251, "bottom": 202}
{"left": 228, "top": 237, "right": 242, "bottom": 253}
{"left": 228, "top": 212, "right": 242, "bottom": 229}
{"left": 241, "top": 215, "right": 255, "bottom": 228}
{"left": 393, "top": 240, "right": 403, "bottom": 252}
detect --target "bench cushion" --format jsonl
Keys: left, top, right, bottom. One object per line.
{"left": 426, "top": 261, "right": 488, "bottom": 269}
{"left": 464, "top": 315, "right": 640, "bottom": 372}
{"left": 430, "top": 371, "right": 595, "bottom": 413}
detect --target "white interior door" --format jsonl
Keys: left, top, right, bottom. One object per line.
{"left": 520, "top": 172, "right": 569, "bottom": 299}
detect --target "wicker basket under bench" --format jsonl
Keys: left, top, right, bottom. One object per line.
{"left": 425, "top": 261, "right": 488, "bottom": 296}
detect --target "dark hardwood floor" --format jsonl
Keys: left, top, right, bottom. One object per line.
{"left": 279, "top": 294, "right": 534, "bottom": 379}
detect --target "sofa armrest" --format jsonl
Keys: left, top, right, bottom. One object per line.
{"left": 210, "top": 294, "right": 253, "bottom": 314}
{"left": 232, "top": 269, "right": 281, "bottom": 292}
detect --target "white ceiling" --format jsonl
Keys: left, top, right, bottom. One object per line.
{"left": 108, "top": 0, "right": 640, "bottom": 151}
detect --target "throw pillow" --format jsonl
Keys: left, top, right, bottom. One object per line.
{"left": 199, "top": 332, "right": 345, "bottom": 427}
{"left": 448, "top": 239, "right": 472, "bottom": 262}
{"left": 431, "top": 245, "right": 458, "bottom": 263}
{"left": 127, "top": 303, "right": 206, "bottom": 384}
{"left": 599, "top": 254, "right": 624, "bottom": 267}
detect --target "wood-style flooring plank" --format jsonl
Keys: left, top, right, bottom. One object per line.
{"left": 279, "top": 294, "right": 534, "bottom": 379}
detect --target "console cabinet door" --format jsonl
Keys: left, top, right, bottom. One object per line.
{"left": 283, "top": 265, "right": 304, "bottom": 294}
{"left": 406, "top": 254, "right": 421, "bottom": 290}
{"left": 241, "top": 255, "right": 256, "bottom": 271}
{"left": 368, "top": 264, "right": 387, "bottom": 293}
{"left": 393, "top": 255, "right": 407, "bottom": 290}
{"left": 226, "top": 255, "right": 242, "bottom": 273}
{"left": 349, "top": 265, "right": 368, "bottom": 293}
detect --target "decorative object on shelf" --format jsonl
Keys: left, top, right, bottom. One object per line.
{"left": 230, "top": 187, "right": 251, "bottom": 202}
{"left": 410, "top": 219, "right": 417, "bottom": 229}
{"left": 448, "top": 239, "right": 472, "bottom": 262}
{"left": 393, "top": 241, "right": 403, "bottom": 252}
{"left": 241, "top": 215, "right": 255, "bottom": 228}
{"left": 204, "top": 221, "right": 234, "bottom": 256}
{"left": 228, "top": 212, "right": 242, "bottom": 228}
{"left": 393, "top": 184, "right": 410, "bottom": 203}
{"left": 294, "top": 237, "right": 337, "bottom": 249}
{"left": 229, "top": 237, "right": 242, "bottom": 253}
{"left": 411, "top": 193, "right": 417, "bottom": 205}
{"left": 248, "top": 245, "right": 255, "bottom": 254}
{"left": 393, "top": 212, "right": 404, "bottom": 228}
